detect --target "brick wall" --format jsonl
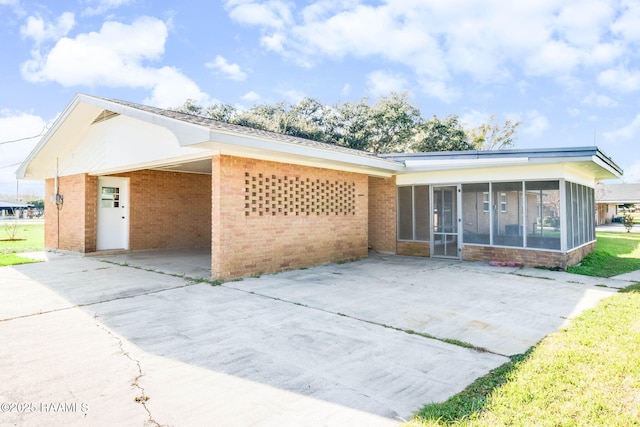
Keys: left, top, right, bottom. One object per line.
{"left": 113, "top": 169, "right": 211, "bottom": 250}
{"left": 566, "top": 242, "right": 596, "bottom": 267}
{"left": 45, "top": 170, "right": 210, "bottom": 253}
{"left": 211, "top": 155, "right": 369, "bottom": 280}
{"left": 44, "top": 174, "right": 97, "bottom": 252}
{"left": 462, "top": 245, "right": 568, "bottom": 268}
{"left": 368, "top": 176, "right": 397, "bottom": 253}
{"left": 397, "top": 241, "right": 430, "bottom": 257}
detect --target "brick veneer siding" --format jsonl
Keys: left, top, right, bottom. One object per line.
{"left": 112, "top": 170, "right": 211, "bottom": 250}
{"left": 45, "top": 170, "right": 210, "bottom": 253}
{"left": 211, "top": 155, "right": 368, "bottom": 280}
{"left": 461, "top": 242, "right": 595, "bottom": 269}
{"left": 44, "top": 174, "right": 97, "bottom": 252}
{"left": 566, "top": 242, "right": 596, "bottom": 267}
{"left": 368, "top": 176, "right": 397, "bottom": 254}
{"left": 397, "top": 241, "right": 430, "bottom": 257}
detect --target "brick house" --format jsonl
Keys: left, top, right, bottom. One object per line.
{"left": 17, "top": 94, "right": 622, "bottom": 279}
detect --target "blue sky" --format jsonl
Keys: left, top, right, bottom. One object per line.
{"left": 1, "top": 0, "right": 640, "bottom": 197}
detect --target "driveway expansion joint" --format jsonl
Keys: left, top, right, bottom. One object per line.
{"left": 222, "top": 284, "right": 510, "bottom": 358}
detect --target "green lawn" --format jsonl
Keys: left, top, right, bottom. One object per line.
{"left": 567, "top": 232, "right": 640, "bottom": 277}
{"left": 0, "top": 222, "right": 44, "bottom": 266}
{"left": 408, "top": 284, "right": 640, "bottom": 427}
{"left": 408, "top": 231, "right": 640, "bottom": 427}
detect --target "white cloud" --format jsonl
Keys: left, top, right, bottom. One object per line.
{"left": 225, "top": 0, "right": 292, "bottom": 29}
{"left": 143, "top": 67, "right": 210, "bottom": 109}
{"left": 205, "top": 55, "right": 247, "bottom": 81}
{"left": 582, "top": 91, "right": 617, "bottom": 108}
{"left": 522, "top": 110, "right": 549, "bottom": 136}
{"left": 603, "top": 114, "right": 640, "bottom": 141}
{"left": 554, "top": 0, "right": 615, "bottom": 47}
{"left": 460, "top": 110, "right": 491, "bottom": 129}
{"left": 278, "top": 88, "right": 306, "bottom": 104}
{"left": 418, "top": 78, "right": 461, "bottom": 104}
{"left": 20, "top": 16, "right": 209, "bottom": 108}
{"left": 612, "top": 0, "right": 640, "bottom": 42}
{"left": 223, "top": 1, "right": 639, "bottom": 99}
{"left": 0, "top": 111, "right": 48, "bottom": 192}
{"left": 366, "top": 70, "right": 407, "bottom": 97}
{"left": 20, "top": 12, "right": 75, "bottom": 45}
{"left": 241, "top": 91, "right": 261, "bottom": 102}
{"left": 84, "top": 0, "right": 133, "bottom": 16}
{"left": 598, "top": 67, "right": 640, "bottom": 92}
{"left": 341, "top": 83, "right": 351, "bottom": 97}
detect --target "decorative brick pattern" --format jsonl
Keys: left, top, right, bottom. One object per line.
{"left": 244, "top": 172, "right": 355, "bottom": 217}
{"left": 368, "top": 176, "right": 397, "bottom": 253}
{"left": 212, "top": 155, "right": 368, "bottom": 280}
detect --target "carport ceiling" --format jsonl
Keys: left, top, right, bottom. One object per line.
{"left": 151, "top": 158, "right": 212, "bottom": 174}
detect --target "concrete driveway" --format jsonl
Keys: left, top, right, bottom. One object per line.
{"left": 1, "top": 251, "right": 629, "bottom": 427}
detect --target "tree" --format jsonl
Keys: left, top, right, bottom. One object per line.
{"left": 171, "top": 93, "right": 508, "bottom": 155}
{"left": 367, "top": 93, "right": 422, "bottom": 154}
{"left": 622, "top": 213, "right": 634, "bottom": 232}
{"left": 206, "top": 103, "right": 237, "bottom": 122}
{"left": 173, "top": 99, "right": 203, "bottom": 116}
{"left": 411, "top": 115, "right": 473, "bottom": 152}
{"left": 467, "top": 115, "right": 521, "bottom": 150}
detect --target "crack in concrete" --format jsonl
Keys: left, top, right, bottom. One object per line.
{"left": 96, "top": 322, "right": 162, "bottom": 427}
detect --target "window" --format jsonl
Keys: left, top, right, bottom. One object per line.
{"left": 493, "top": 182, "right": 523, "bottom": 247}
{"left": 565, "top": 181, "right": 595, "bottom": 250}
{"left": 525, "top": 181, "right": 560, "bottom": 250}
{"left": 397, "top": 185, "right": 430, "bottom": 241}
{"left": 398, "top": 187, "right": 413, "bottom": 240}
{"left": 462, "top": 183, "right": 490, "bottom": 244}
{"left": 100, "top": 186, "right": 120, "bottom": 208}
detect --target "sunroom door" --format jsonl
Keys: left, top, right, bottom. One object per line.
{"left": 432, "top": 185, "right": 460, "bottom": 258}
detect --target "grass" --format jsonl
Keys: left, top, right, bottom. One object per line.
{"left": 408, "top": 283, "right": 640, "bottom": 427}
{"left": 567, "top": 232, "right": 640, "bottom": 277}
{"left": 0, "top": 222, "right": 44, "bottom": 266}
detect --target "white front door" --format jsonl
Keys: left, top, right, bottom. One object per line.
{"left": 97, "top": 177, "right": 129, "bottom": 250}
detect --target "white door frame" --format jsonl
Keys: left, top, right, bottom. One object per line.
{"left": 97, "top": 176, "right": 130, "bottom": 250}
{"left": 430, "top": 184, "right": 461, "bottom": 259}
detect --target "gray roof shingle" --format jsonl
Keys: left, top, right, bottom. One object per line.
{"left": 101, "top": 96, "right": 387, "bottom": 162}
{"left": 596, "top": 183, "right": 640, "bottom": 203}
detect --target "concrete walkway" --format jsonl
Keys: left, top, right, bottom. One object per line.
{"left": 0, "top": 251, "right": 630, "bottom": 426}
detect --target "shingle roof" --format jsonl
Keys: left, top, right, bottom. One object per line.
{"left": 596, "top": 183, "right": 640, "bottom": 203}
{"left": 101, "top": 97, "right": 387, "bottom": 162}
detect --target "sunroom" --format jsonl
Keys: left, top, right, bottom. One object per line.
{"left": 384, "top": 147, "right": 622, "bottom": 268}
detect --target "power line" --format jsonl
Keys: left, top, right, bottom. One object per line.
{"left": 0, "top": 162, "right": 22, "bottom": 170}
{"left": 0, "top": 124, "right": 50, "bottom": 145}
{"left": 0, "top": 134, "right": 43, "bottom": 145}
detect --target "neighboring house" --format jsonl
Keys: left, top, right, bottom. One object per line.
{"left": 17, "top": 94, "right": 623, "bottom": 279}
{"left": 595, "top": 183, "right": 640, "bottom": 224}
{"left": 0, "top": 201, "right": 30, "bottom": 218}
